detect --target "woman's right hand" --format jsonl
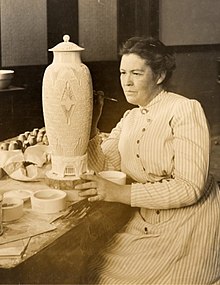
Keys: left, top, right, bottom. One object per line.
{"left": 90, "top": 90, "right": 104, "bottom": 139}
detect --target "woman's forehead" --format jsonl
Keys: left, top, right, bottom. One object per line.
{"left": 120, "top": 53, "right": 147, "bottom": 70}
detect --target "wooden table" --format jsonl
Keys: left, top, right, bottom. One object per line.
{"left": 0, "top": 176, "right": 133, "bottom": 284}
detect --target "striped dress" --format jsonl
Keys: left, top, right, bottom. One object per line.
{"left": 87, "top": 91, "right": 220, "bottom": 284}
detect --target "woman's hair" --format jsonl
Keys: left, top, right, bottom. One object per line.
{"left": 119, "top": 36, "right": 176, "bottom": 84}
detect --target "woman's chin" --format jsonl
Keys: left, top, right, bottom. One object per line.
{"left": 125, "top": 96, "right": 138, "bottom": 105}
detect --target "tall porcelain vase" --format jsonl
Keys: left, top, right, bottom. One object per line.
{"left": 42, "top": 35, "right": 93, "bottom": 178}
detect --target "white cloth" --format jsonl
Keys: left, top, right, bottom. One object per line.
{"left": 0, "top": 145, "right": 51, "bottom": 181}
{"left": 87, "top": 91, "right": 220, "bottom": 284}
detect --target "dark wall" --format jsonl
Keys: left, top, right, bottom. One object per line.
{"left": 87, "top": 61, "right": 132, "bottom": 133}
{"left": 169, "top": 48, "right": 220, "bottom": 135}
{"left": 88, "top": 48, "right": 220, "bottom": 135}
{"left": 89, "top": 45, "right": 220, "bottom": 136}
{"left": 2, "top": 48, "right": 220, "bottom": 140}
{"left": 47, "top": 0, "right": 78, "bottom": 63}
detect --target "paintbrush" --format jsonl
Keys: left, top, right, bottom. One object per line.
{"left": 103, "top": 96, "right": 118, "bottom": 102}
{"left": 94, "top": 90, "right": 118, "bottom": 102}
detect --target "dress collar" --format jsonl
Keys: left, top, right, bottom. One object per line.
{"left": 139, "top": 90, "right": 166, "bottom": 114}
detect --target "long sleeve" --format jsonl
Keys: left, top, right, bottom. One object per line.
{"left": 131, "top": 99, "right": 210, "bottom": 209}
{"left": 87, "top": 133, "right": 105, "bottom": 173}
{"left": 87, "top": 111, "right": 130, "bottom": 173}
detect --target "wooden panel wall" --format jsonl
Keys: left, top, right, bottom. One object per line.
{"left": 118, "top": 0, "right": 159, "bottom": 48}
{"left": 47, "top": 0, "right": 78, "bottom": 63}
{"left": 78, "top": 0, "right": 118, "bottom": 62}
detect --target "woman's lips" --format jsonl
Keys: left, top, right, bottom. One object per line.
{"left": 125, "top": 90, "right": 136, "bottom": 94}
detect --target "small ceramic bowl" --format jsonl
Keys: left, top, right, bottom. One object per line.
{"left": 0, "top": 70, "right": 14, "bottom": 89}
{"left": 2, "top": 197, "right": 24, "bottom": 222}
{"left": 31, "top": 189, "right": 67, "bottom": 214}
{"left": 98, "top": 170, "right": 126, "bottom": 185}
{"left": 4, "top": 190, "right": 32, "bottom": 202}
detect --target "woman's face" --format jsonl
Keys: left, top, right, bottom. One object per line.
{"left": 120, "top": 53, "right": 163, "bottom": 106}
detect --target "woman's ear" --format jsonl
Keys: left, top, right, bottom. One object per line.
{"left": 156, "top": 71, "right": 166, "bottom": 85}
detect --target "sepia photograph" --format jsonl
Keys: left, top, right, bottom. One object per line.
{"left": 0, "top": 0, "right": 219, "bottom": 284}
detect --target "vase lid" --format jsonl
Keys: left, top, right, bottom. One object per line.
{"left": 49, "top": 35, "right": 84, "bottom": 52}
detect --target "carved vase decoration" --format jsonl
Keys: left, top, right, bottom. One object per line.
{"left": 42, "top": 35, "right": 93, "bottom": 180}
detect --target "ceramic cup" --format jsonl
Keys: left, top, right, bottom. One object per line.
{"left": 4, "top": 190, "right": 32, "bottom": 202}
{"left": 98, "top": 170, "right": 126, "bottom": 185}
{"left": 2, "top": 197, "right": 24, "bottom": 222}
{"left": 31, "top": 189, "right": 66, "bottom": 214}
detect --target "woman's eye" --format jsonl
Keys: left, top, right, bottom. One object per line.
{"left": 120, "top": 71, "right": 126, "bottom": 75}
{"left": 133, "top": 72, "right": 142, "bottom": 76}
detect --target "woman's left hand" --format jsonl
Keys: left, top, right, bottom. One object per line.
{"left": 75, "top": 173, "right": 120, "bottom": 202}
{"left": 75, "top": 173, "right": 131, "bottom": 204}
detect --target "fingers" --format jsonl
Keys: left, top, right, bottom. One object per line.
{"left": 88, "top": 194, "right": 104, "bottom": 202}
{"left": 78, "top": 188, "right": 104, "bottom": 201}
{"left": 75, "top": 180, "right": 97, "bottom": 190}
{"left": 75, "top": 173, "right": 105, "bottom": 202}
{"left": 78, "top": 188, "right": 97, "bottom": 197}
{"left": 75, "top": 175, "right": 97, "bottom": 198}
{"left": 93, "top": 90, "right": 104, "bottom": 105}
{"left": 93, "top": 90, "right": 104, "bottom": 97}
{"left": 77, "top": 185, "right": 105, "bottom": 201}
{"left": 79, "top": 174, "right": 98, "bottom": 182}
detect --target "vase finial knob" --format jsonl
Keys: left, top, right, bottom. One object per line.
{"left": 63, "top": 35, "right": 70, "bottom": 42}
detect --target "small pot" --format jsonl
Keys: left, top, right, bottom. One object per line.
{"left": 2, "top": 197, "right": 23, "bottom": 222}
{"left": 31, "top": 189, "right": 67, "bottom": 214}
{"left": 0, "top": 70, "right": 14, "bottom": 89}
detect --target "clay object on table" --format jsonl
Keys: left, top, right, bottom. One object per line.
{"left": 42, "top": 35, "right": 93, "bottom": 179}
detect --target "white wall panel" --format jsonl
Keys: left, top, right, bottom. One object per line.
{"left": 1, "top": 0, "right": 48, "bottom": 66}
{"left": 78, "top": 0, "right": 117, "bottom": 61}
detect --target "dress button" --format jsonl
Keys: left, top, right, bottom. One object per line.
{"left": 137, "top": 140, "right": 140, "bottom": 144}
{"left": 144, "top": 227, "right": 148, "bottom": 234}
{"left": 156, "top": 210, "right": 160, "bottom": 215}
{"left": 141, "top": 108, "right": 148, "bottom": 114}
{"left": 136, "top": 154, "right": 140, "bottom": 158}
{"left": 142, "top": 128, "right": 146, "bottom": 132}
{"left": 143, "top": 167, "right": 146, "bottom": 171}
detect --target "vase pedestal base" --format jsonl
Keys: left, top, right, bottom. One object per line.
{"left": 45, "top": 170, "right": 93, "bottom": 201}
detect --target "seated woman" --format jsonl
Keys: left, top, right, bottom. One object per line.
{"left": 76, "top": 36, "right": 220, "bottom": 284}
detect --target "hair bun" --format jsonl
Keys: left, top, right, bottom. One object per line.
{"left": 164, "top": 54, "right": 176, "bottom": 72}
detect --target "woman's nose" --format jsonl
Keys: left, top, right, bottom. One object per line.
{"left": 124, "top": 74, "right": 133, "bottom": 85}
